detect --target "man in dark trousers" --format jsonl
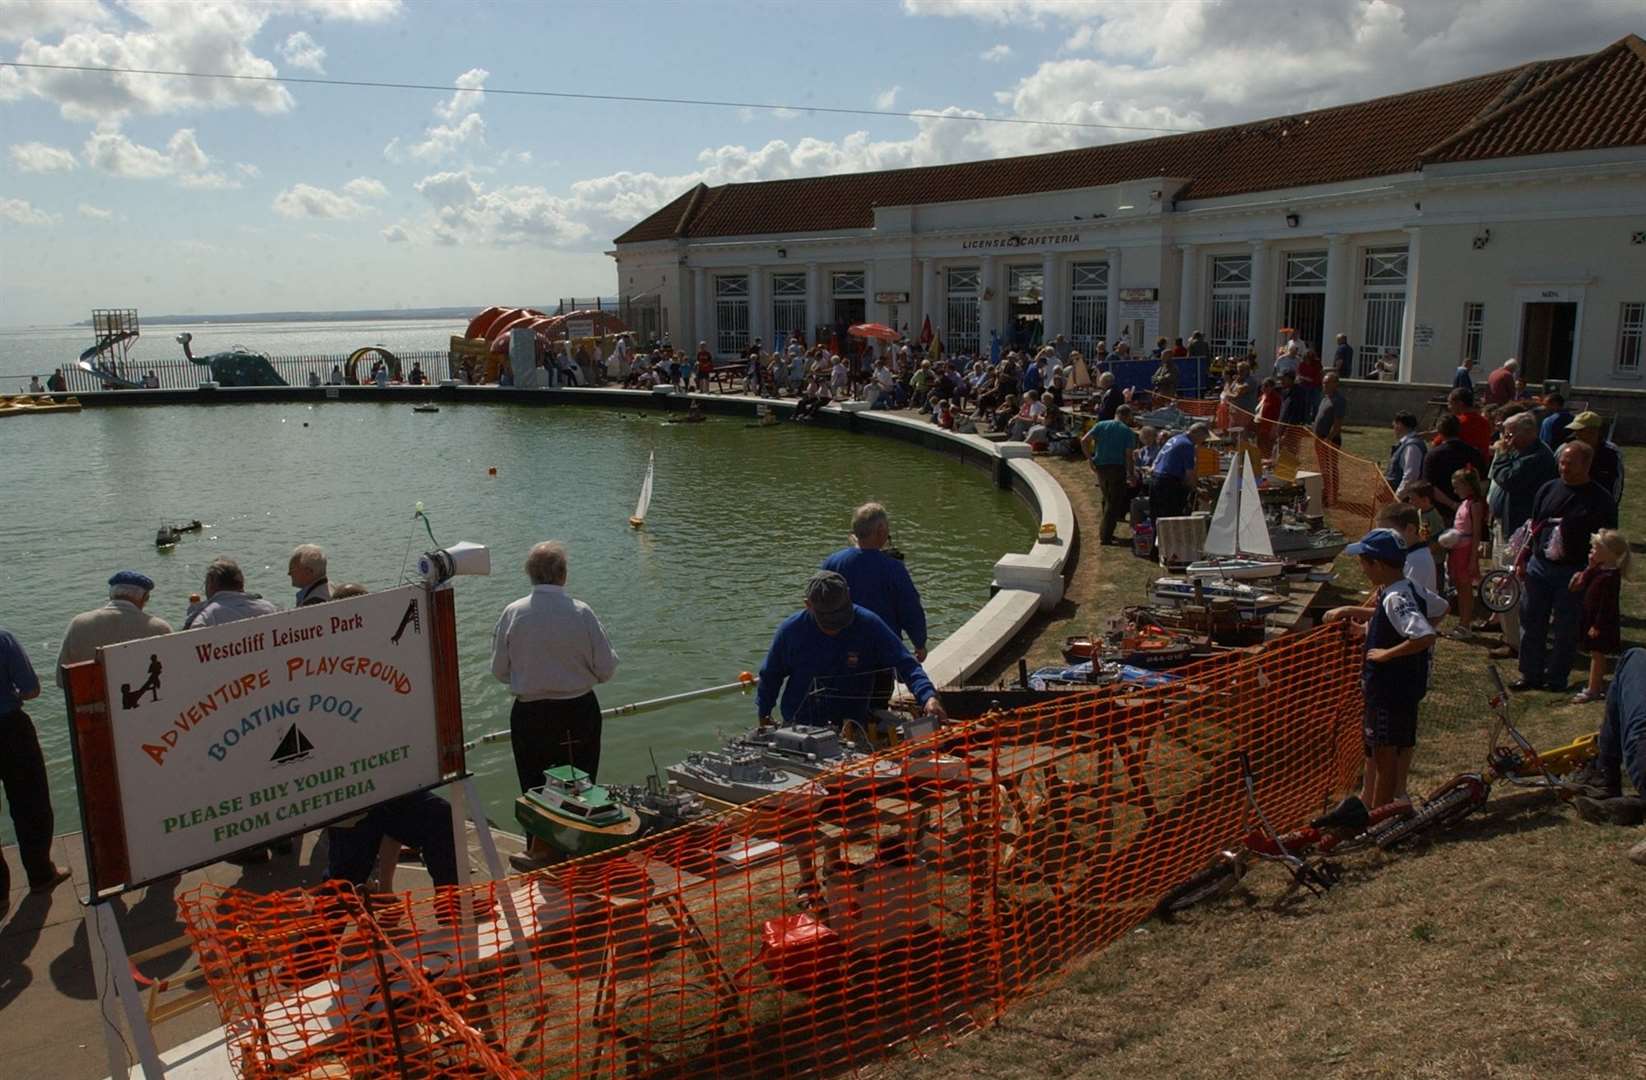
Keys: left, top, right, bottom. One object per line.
{"left": 0, "top": 626, "right": 69, "bottom": 903}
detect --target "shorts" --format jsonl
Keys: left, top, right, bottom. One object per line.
{"left": 1363, "top": 700, "right": 1418, "bottom": 754}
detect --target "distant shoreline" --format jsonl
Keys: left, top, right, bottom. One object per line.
{"left": 66, "top": 307, "right": 503, "bottom": 328}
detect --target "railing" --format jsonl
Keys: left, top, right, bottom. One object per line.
{"left": 50, "top": 350, "right": 453, "bottom": 393}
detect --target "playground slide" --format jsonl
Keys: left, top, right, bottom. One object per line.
{"left": 75, "top": 358, "right": 146, "bottom": 388}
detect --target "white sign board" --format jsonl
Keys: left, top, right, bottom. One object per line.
{"left": 1117, "top": 298, "right": 1161, "bottom": 349}
{"left": 1413, "top": 323, "right": 1435, "bottom": 348}
{"left": 566, "top": 318, "right": 595, "bottom": 339}
{"left": 96, "top": 585, "right": 446, "bottom": 885}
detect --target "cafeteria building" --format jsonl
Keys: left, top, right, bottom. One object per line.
{"left": 612, "top": 34, "right": 1646, "bottom": 390}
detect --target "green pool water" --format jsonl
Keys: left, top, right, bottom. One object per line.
{"left": 1, "top": 400, "right": 1035, "bottom": 842}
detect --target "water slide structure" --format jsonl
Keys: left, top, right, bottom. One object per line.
{"left": 176, "top": 332, "right": 287, "bottom": 387}
{"left": 459, "top": 305, "right": 629, "bottom": 382}
{"left": 75, "top": 308, "right": 146, "bottom": 388}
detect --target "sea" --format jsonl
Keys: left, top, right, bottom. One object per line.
{"left": 1, "top": 352, "right": 1036, "bottom": 844}
{"left": 0, "top": 317, "right": 470, "bottom": 388}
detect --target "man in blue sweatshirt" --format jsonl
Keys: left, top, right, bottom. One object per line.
{"left": 757, "top": 571, "right": 944, "bottom": 730}
{"left": 821, "top": 502, "right": 927, "bottom": 659}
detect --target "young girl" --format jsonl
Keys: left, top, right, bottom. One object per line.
{"left": 1570, "top": 529, "right": 1629, "bottom": 704}
{"left": 1440, "top": 469, "right": 1486, "bottom": 634}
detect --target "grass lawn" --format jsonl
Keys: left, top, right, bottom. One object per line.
{"left": 909, "top": 427, "right": 1646, "bottom": 1080}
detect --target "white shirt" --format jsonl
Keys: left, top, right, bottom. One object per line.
{"left": 1382, "top": 579, "right": 1444, "bottom": 638}
{"left": 1403, "top": 545, "right": 1439, "bottom": 596}
{"left": 491, "top": 585, "right": 618, "bottom": 702}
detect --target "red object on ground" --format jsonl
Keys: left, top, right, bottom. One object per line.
{"left": 760, "top": 914, "right": 844, "bottom": 992}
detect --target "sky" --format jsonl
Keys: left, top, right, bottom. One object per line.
{"left": 0, "top": 0, "right": 1639, "bottom": 324}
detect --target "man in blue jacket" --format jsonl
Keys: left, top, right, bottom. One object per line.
{"left": 821, "top": 503, "right": 927, "bottom": 660}
{"left": 757, "top": 572, "right": 944, "bottom": 731}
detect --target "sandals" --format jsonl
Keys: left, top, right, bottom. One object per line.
{"left": 1570, "top": 688, "right": 1605, "bottom": 705}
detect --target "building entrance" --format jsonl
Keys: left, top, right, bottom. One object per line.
{"left": 1520, "top": 302, "right": 1577, "bottom": 383}
{"left": 1007, "top": 266, "right": 1044, "bottom": 351}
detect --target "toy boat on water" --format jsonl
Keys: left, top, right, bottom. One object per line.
{"left": 514, "top": 765, "right": 642, "bottom": 858}
{"left": 154, "top": 520, "right": 202, "bottom": 548}
{"left": 666, "top": 747, "right": 807, "bottom": 804}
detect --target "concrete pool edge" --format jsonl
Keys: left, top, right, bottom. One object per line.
{"left": 56, "top": 384, "right": 1076, "bottom": 688}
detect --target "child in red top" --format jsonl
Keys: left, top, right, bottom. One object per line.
{"left": 1441, "top": 468, "right": 1486, "bottom": 633}
{"left": 1569, "top": 529, "right": 1629, "bottom": 704}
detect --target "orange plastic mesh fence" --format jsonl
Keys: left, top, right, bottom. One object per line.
{"left": 178, "top": 623, "right": 1366, "bottom": 1080}
{"left": 1168, "top": 396, "right": 1396, "bottom": 536}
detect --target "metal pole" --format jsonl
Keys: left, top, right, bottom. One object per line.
{"left": 459, "top": 676, "right": 755, "bottom": 753}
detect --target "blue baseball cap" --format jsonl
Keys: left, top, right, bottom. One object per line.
{"left": 1345, "top": 528, "right": 1408, "bottom": 564}
{"left": 108, "top": 570, "right": 156, "bottom": 591}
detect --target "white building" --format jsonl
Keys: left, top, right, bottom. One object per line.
{"left": 613, "top": 35, "right": 1646, "bottom": 388}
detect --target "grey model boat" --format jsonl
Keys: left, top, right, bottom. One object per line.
{"left": 666, "top": 747, "right": 808, "bottom": 804}
{"left": 1268, "top": 521, "right": 1348, "bottom": 564}
{"left": 1150, "top": 576, "right": 1286, "bottom": 614}
{"left": 606, "top": 773, "right": 710, "bottom": 835}
{"left": 733, "top": 724, "right": 868, "bottom": 777}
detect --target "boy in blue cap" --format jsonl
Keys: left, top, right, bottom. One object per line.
{"left": 1324, "top": 528, "right": 1443, "bottom": 808}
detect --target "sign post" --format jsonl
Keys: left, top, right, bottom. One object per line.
{"left": 65, "top": 582, "right": 472, "bottom": 1078}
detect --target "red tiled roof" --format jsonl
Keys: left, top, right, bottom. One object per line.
{"left": 1422, "top": 35, "right": 1646, "bottom": 164}
{"left": 614, "top": 36, "right": 1642, "bottom": 246}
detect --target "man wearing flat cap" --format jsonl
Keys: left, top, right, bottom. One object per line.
{"left": 57, "top": 570, "right": 173, "bottom": 686}
{"left": 755, "top": 571, "right": 945, "bottom": 731}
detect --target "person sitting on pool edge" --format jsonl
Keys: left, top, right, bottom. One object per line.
{"left": 756, "top": 571, "right": 944, "bottom": 735}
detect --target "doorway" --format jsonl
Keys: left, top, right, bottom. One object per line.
{"left": 1519, "top": 302, "right": 1577, "bottom": 383}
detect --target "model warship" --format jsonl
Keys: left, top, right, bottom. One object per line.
{"left": 514, "top": 765, "right": 642, "bottom": 858}
{"left": 605, "top": 773, "right": 710, "bottom": 834}
{"left": 666, "top": 747, "right": 809, "bottom": 804}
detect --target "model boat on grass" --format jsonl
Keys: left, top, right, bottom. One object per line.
{"left": 1061, "top": 630, "right": 1200, "bottom": 669}
{"left": 1187, "top": 451, "right": 1283, "bottom": 580}
{"left": 514, "top": 765, "right": 642, "bottom": 858}
{"left": 1150, "top": 576, "right": 1286, "bottom": 614}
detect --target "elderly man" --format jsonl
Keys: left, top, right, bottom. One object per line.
{"left": 756, "top": 571, "right": 943, "bottom": 732}
{"left": 1514, "top": 441, "right": 1618, "bottom": 693}
{"left": 1385, "top": 412, "right": 1427, "bottom": 497}
{"left": 492, "top": 541, "right": 618, "bottom": 870}
{"left": 1096, "top": 371, "right": 1124, "bottom": 420}
{"left": 289, "top": 544, "right": 331, "bottom": 607}
{"left": 1485, "top": 357, "right": 1519, "bottom": 406}
{"left": 1565, "top": 411, "right": 1623, "bottom": 504}
{"left": 1151, "top": 422, "right": 1210, "bottom": 519}
{"left": 1484, "top": 412, "right": 1558, "bottom": 656}
{"left": 57, "top": 570, "right": 173, "bottom": 685}
{"left": 1332, "top": 333, "right": 1355, "bottom": 378}
{"left": 2, "top": 626, "right": 70, "bottom": 898}
{"left": 184, "top": 559, "right": 278, "bottom": 629}
{"left": 822, "top": 503, "right": 927, "bottom": 661}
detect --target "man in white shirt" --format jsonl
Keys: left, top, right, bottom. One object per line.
{"left": 491, "top": 541, "right": 619, "bottom": 869}
{"left": 183, "top": 559, "right": 279, "bottom": 629}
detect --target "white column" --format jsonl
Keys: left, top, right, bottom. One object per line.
{"left": 1177, "top": 244, "right": 1199, "bottom": 342}
{"left": 1322, "top": 234, "right": 1351, "bottom": 372}
{"left": 1105, "top": 248, "right": 1122, "bottom": 345}
{"left": 979, "top": 254, "right": 996, "bottom": 352}
{"left": 1398, "top": 227, "right": 1422, "bottom": 383}
{"left": 747, "top": 267, "right": 765, "bottom": 351}
{"left": 919, "top": 258, "right": 937, "bottom": 337}
{"left": 804, "top": 263, "right": 821, "bottom": 345}
{"left": 692, "top": 267, "right": 708, "bottom": 351}
{"left": 1247, "top": 239, "right": 1270, "bottom": 361}
{"left": 862, "top": 262, "right": 876, "bottom": 327}
{"left": 1040, "top": 252, "right": 1059, "bottom": 341}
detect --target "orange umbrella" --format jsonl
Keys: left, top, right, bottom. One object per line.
{"left": 848, "top": 322, "right": 899, "bottom": 342}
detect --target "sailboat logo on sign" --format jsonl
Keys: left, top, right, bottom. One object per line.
{"left": 270, "top": 723, "right": 315, "bottom": 766}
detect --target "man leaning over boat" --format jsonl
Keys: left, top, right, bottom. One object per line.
{"left": 756, "top": 571, "right": 945, "bottom": 735}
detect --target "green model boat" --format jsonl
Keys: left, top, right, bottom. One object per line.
{"left": 514, "top": 765, "right": 642, "bottom": 859}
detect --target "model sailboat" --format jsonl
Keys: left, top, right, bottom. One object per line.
{"left": 1186, "top": 450, "right": 1284, "bottom": 580}
{"left": 628, "top": 451, "right": 654, "bottom": 529}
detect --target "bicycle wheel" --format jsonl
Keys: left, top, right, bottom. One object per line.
{"left": 1478, "top": 569, "right": 1521, "bottom": 614}
{"left": 1156, "top": 857, "right": 1244, "bottom": 915}
{"left": 1375, "top": 780, "right": 1486, "bottom": 850}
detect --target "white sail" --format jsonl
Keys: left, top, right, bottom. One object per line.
{"left": 631, "top": 451, "right": 655, "bottom": 524}
{"left": 1203, "top": 451, "right": 1274, "bottom": 558}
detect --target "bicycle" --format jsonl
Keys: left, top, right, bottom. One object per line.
{"left": 1155, "top": 752, "right": 1417, "bottom": 915}
{"left": 1372, "top": 663, "right": 1596, "bottom": 849}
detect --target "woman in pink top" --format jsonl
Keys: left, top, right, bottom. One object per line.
{"left": 1443, "top": 468, "right": 1487, "bottom": 633}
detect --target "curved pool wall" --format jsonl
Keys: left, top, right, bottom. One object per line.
{"left": 50, "top": 385, "right": 1077, "bottom": 688}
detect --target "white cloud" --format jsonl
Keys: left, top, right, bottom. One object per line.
{"left": 0, "top": 1, "right": 402, "bottom": 121}
{"left": 384, "top": 67, "right": 493, "bottom": 162}
{"left": 434, "top": 67, "right": 489, "bottom": 121}
{"left": 0, "top": 196, "right": 58, "bottom": 225}
{"left": 272, "top": 182, "right": 371, "bottom": 219}
{"left": 980, "top": 43, "right": 1013, "bottom": 62}
{"left": 81, "top": 125, "right": 237, "bottom": 188}
{"left": 280, "top": 30, "right": 326, "bottom": 73}
{"left": 411, "top": 169, "right": 588, "bottom": 247}
{"left": 382, "top": 222, "right": 409, "bottom": 242}
{"left": 236, "top": 162, "right": 261, "bottom": 178}
{"left": 343, "top": 176, "right": 388, "bottom": 199}
{"left": 9, "top": 141, "right": 78, "bottom": 172}
{"left": 77, "top": 201, "right": 113, "bottom": 219}
{"left": 874, "top": 85, "right": 901, "bottom": 110}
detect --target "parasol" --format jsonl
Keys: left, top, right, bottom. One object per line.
{"left": 848, "top": 322, "right": 899, "bottom": 342}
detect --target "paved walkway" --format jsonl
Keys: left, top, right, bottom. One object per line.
{"left": 1, "top": 824, "right": 526, "bottom": 1079}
